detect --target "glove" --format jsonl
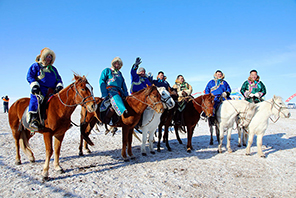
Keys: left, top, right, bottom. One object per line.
{"left": 31, "top": 85, "right": 40, "bottom": 95}
{"left": 147, "top": 72, "right": 152, "bottom": 77}
{"left": 249, "top": 93, "right": 255, "bottom": 97}
{"left": 254, "top": 92, "right": 261, "bottom": 98}
{"left": 54, "top": 85, "right": 63, "bottom": 94}
{"left": 221, "top": 92, "right": 227, "bottom": 98}
{"left": 133, "top": 57, "right": 142, "bottom": 69}
{"left": 244, "top": 91, "right": 251, "bottom": 98}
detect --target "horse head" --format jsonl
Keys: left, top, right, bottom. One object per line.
{"left": 202, "top": 93, "right": 215, "bottom": 117}
{"left": 272, "top": 95, "right": 291, "bottom": 118}
{"left": 72, "top": 74, "right": 97, "bottom": 113}
{"left": 144, "top": 85, "right": 164, "bottom": 113}
{"left": 157, "top": 87, "right": 175, "bottom": 110}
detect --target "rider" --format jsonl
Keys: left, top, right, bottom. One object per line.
{"left": 152, "top": 71, "right": 171, "bottom": 91}
{"left": 240, "top": 69, "right": 266, "bottom": 103}
{"left": 27, "top": 47, "right": 63, "bottom": 129}
{"left": 130, "top": 57, "right": 152, "bottom": 94}
{"left": 172, "top": 75, "right": 193, "bottom": 125}
{"left": 205, "top": 70, "right": 231, "bottom": 124}
{"left": 99, "top": 57, "right": 129, "bottom": 125}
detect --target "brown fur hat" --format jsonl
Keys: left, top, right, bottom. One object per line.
{"left": 35, "top": 47, "right": 56, "bottom": 66}
{"left": 111, "top": 57, "right": 123, "bottom": 70}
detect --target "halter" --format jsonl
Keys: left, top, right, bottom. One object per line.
{"left": 57, "top": 81, "right": 96, "bottom": 107}
{"left": 266, "top": 99, "right": 289, "bottom": 123}
{"left": 130, "top": 94, "right": 162, "bottom": 112}
{"left": 191, "top": 96, "right": 212, "bottom": 115}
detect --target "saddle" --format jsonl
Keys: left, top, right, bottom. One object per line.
{"left": 21, "top": 90, "right": 54, "bottom": 132}
{"left": 99, "top": 98, "right": 120, "bottom": 125}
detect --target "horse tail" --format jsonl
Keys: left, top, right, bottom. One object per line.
{"left": 18, "top": 122, "right": 33, "bottom": 155}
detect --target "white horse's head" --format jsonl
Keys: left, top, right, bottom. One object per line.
{"left": 157, "top": 87, "right": 175, "bottom": 110}
{"left": 272, "top": 95, "right": 291, "bottom": 118}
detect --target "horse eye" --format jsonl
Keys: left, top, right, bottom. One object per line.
{"left": 81, "top": 88, "right": 85, "bottom": 91}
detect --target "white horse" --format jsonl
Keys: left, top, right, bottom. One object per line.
{"left": 139, "top": 87, "right": 175, "bottom": 155}
{"left": 242, "top": 95, "right": 291, "bottom": 157}
{"left": 216, "top": 100, "right": 257, "bottom": 153}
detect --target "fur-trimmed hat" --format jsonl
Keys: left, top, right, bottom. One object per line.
{"left": 137, "top": 67, "right": 145, "bottom": 74}
{"left": 35, "top": 47, "right": 56, "bottom": 66}
{"left": 213, "top": 70, "right": 225, "bottom": 79}
{"left": 111, "top": 57, "right": 123, "bottom": 70}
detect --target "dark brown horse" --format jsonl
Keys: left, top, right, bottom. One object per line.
{"left": 160, "top": 94, "right": 215, "bottom": 152}
{"left": 80, "top": 85, "right": 164, "bottom": 161}
{"left": 8, "top": 74, "right": 97, "bottom": 181}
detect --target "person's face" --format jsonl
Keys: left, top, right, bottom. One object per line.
{"left": 178, "top": 76, "right": 184, "bottom": 83}
{"left": 113, "top": 61, "right": 120, "bottom": 70}
{"left": 45, "top": 54, "right": 52, "bottom": 65}
{"left": 139, "top": 70, "right": 145, "bottom": 77}
{"left": 158, "top": 73, "right": 164, "bottom": 80}
{"left": 250, "top": 71, "right": 258, "bottom": 81}
{"left": 216, "top": 72, "right": 222, "bottom": 79}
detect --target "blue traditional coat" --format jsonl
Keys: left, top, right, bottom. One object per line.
{"left": 205, "top": 78, "right": 231, "bottom": 110}
{"left": 27, "top": 62, "right": 63, "bottom": 113}
{"left": 99, "top": 68, "right": 128, "bottom": 116}
{"left": 152, "top": 79, "right": 170, "bottom": 91}
{"left": 130, "top": 65, "right": 151, "bottom": 93}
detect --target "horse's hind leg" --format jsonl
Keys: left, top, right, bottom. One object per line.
{"left": 226, "top": 128, "right": 233, "bottom": 153}
{"left": 174, "top": 125, "right": 183, "bottom": 144}
{"left": 148, "top": 131, "right": 155, "bottom": 154}
{"left": 157, "top": 125, "right": 162, "bottom": 152}
{"left": 42, "top": 133, "right": 53, "bottom": 180}
{"left": 127, "top": 128, "right": 135, "bottom": 159}
{"left": 246, "top": 132, "right": 255, "bottom": 156}
{"left": 215, "top": 125, "right": 220, "bottom": 143}
{"left": 209, "top": 124, "right": 214, "bottom": 145}
{"left": 141, "top": 129, "right": 148, "bottom": 156}
{"left": 256, "top": 134, "right": 265, "bottom": 157}
{"left": 12, "top": 129, "right": 22, "bottom": 165}
{"left": 164, "top": 125, "right": 171, "bottom": 151}
{"left": 18, "top": 129, "right": 35, "bottom": 163}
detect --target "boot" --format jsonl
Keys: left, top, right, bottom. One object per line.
{"left": 29, "top": 113, "right": 40, "bottom": 129}
{"left": 103, "top": 108, "right": 115, "bottom": 125}
{"left": 174, "top": 110, "right": 182, "bottom": 125}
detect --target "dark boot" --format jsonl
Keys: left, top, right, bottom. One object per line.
{"left": 29, "top": 113, "right": 40, "bottom": 129}
{"left": 103, "top": 108, "right": 115, "bottom": 124}
{"left": 174, "top": 110, "right": 182, "bottom": 125}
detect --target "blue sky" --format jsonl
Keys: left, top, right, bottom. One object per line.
{"left": 1, "top": 0, "right": 296, "bottom": 103}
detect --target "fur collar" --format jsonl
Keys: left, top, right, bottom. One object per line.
{"left": 248, "top": 75, "right": 260, "bottom": 83}
{"left": 35, "top": 47, "right": 56, "bottom": 66}
{"left": 111, "top": 57, "right": 123, "bottom": 70}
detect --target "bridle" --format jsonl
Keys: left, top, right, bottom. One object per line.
{"left": 130, "top": 88, "right": 163, "bottom": 112}
{"left": 266, "top": 99, "right": 289, "bottom": 123}
{"left": 191, "top": 95, "right": 213, "bottom": 115}
{"left": 57, "top": 81, "right": 96, "bottom": 107}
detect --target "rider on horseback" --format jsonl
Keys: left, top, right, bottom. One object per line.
{"left": 240, "top": 69, "right": 266, "bottom": 103}
{"left": 27, "top": 47, "right": 63, "bottom": 129}
{"left": 99, "top": 57, "right": 129, "bottom": 125}
{"left": 172, "top": 75, "right": 193, "bottom": 125}
{"left": 152, "top": 71, "right": 171, "bottom": 91}
{"left": 205, "top": 70, "right": 231, "bottom": 125}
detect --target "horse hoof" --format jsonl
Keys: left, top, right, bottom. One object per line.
{"left": 157, "top": 148, "right": 161, "bottom": 152}
{"left": 178, "top": 141, "right": 183, "bottom": 144}
{"left": 260, "top": 155, "right": 266, "bottom": 158}
{"left": 150, "top": 151, "right": 155, "bottom": 155}
{"left": 245, "top": 153, "right": 250, "bottom": 156}
{"left": 130, "top": 155, "right": 136, "bottom": 160}
{"left": 238, "top": 145, "right": 242, "bottom": 147}
{"left": 86, "top": 150, "right": 91, "bottom": 154}
{"left": 58, "top": 169, "right": 65, "bottom": 174}
{"left": 79, "top": 152, "right": 84, "bottom": 156}
{"left": 15, "top": 161, "right": 21, "bottom": 165}
{"left": 42, "top": 176, "right": 50, "bottom": 182}
{"left": 228, "top": 150, "right": 233, "bottom": 153}
{"left": 187, "top": 149, "right": 191, "bottom": 153}
{"left": 168, "top": 148, "right": 172, "bottom": 152}
{"left": 243, "top": 144, "right": 246, "bottom": 147}
{"left": 30, "top": 159, "right": 35, "bottom": 163}
{"left": 123, "top": 158, "right": 130, "bottom": 162}
{"left": 210, "top": 142, "right": 213, "bottom": 145}
{"left": 142, "top": 153, "right": 147, "bottom": 156}
{"left": 218, "top": 150, "right": 222, "bottom": 153}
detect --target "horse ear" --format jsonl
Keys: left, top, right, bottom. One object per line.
{"left": 74, "top": 74, "right": 79, "bottom": 81}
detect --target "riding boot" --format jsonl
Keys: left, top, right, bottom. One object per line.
{"left": 29, "top": 113, "right": 40, "bottom": 129}
{"left": 174, "top": 110, "right": 182, "bottom": 125}
{"left": 103, "top": 108, "right": 115, "bottom": 124}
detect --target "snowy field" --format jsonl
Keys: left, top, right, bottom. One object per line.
{"left": 0, "top": 103, "right": 295, "bottom": 197}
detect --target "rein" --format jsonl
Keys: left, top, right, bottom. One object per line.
{"left": 265, "top": 99, "right": 289, "bottom": 123}
{"left": 190, "top": 96, "right": 211, "bottom": 114}
{"left": 57, "top": 82, "right": 95, "bottom": 107}
{"left": 130, "top": 93, "right": 162, "bottom": 112}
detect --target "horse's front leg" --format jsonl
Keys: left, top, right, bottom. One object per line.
{"left": 164, "top": 125, "right": 171, "bottom": 151}
{"left": 42, "top": 133, "right": 53, "bottom": 180}
{"left": 53, "top": 133, "right": 66, "bottom": 174}
{"left": 157, "top": 125, "right": 162, "bottom": 152}
{"left": 243, "top": 130, "right": 248, "bottom": 147}
{"left": 256, "top": 133, "right": 265, "bottom": 157}
{"left": 174, "top": 125, "right": 182, "bottom": 144}
{"left": 209, "top": 123, "right": 214, "bottom": 145}
{"left": 141, "top": 129, "right": 148, "bottom": 155}
{"left": 237, "top": 126, "right": 242, "bottom": 147}
{"left": 148, "top": 130, "right": 155, "bottom": 154}
{"left": 226, "top": 128, "right": 233, "bottom": 153}
{"left": 246, "top": 132, "right": 255, "bottom": 156}
{"left": 186, "top": 126, "right": 194, "bottom": 153}
{"left": 218, "top": 125, "right": 224, "bottom": 153}
{"left": 127, "top": 128, "right": 135, "bottom": 159}
{"left": 215, "top": 125, "right": 220, "bottom": 143}
{"left": 121, "top": 127, "right": 128, "bottom": 161}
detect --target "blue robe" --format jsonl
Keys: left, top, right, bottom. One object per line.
{"left": 99, "top": 68, "right": 128, "bottom": 116}
{"left": 152, "top": 79, "right": 170, "bottom": 90}
{"left": 205, "top": 79, "right": 231, "bottom": 110}
{"left": 130, "top": 65, "right": 151, "bottom": 93}
{"left": 27, "top": 63, "right": 63, "bottom": 113}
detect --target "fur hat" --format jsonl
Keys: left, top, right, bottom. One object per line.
{"left": 137, "top": 67, "right": 145, "bottom": 74}
{"left": 111, "top": 57, "right": 123, "bottom": 70}
{"left": 35, "top": 47, "right": 56, "bottom": 66}
{"left": 213, "top": 70, "right": 225, "bottom": 80}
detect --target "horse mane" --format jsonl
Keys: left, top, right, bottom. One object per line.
{"left": 72, "top": 73, "right": 88, "bottom": 83}
{"left": 129, "top": 86, "right": 155, "bottom": 98}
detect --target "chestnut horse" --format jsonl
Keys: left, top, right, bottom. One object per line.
{"left": 8, "top": 74, "right": 97, "bottom": 181}
{"left": 165, "top": 94, "right": 215, "bottom": 152}
{"left": 80, "top": 85, "right": 164, "bottom": 161}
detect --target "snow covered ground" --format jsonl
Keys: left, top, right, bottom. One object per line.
{"left": 0, "top": 105, "right": 295, "bottom": 197}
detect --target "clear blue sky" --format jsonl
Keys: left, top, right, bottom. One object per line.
{"left": 1, "top": 0, "right": 296, "bottom": 103}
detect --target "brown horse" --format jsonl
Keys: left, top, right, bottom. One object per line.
{"left": 80, "top": 85, "right": 164, "bottom": 161}
{"left": 161, "top": 94, "right": 215, "bottom": 152}
{"left": 8, "top": 74, "right": 97, "bottom": 181}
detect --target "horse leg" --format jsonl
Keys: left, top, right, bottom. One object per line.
{"left": 84, "top": 140, "right": 91, "bottom": 153}
{"left": 148, "top": 130, "right": 155, "bottom": 154}
{"left": 226, "top": 128, "right": 233, "bottom": 153}
{"left": 174, "top": 125, "right": 183, "bottom": 144}
{"left": 79, "top": 134, "right": 84, "bottom": 156}
{"left": 215, "top": 125, "right": 220, "bottom": 143}
{"left": 53, "top": 133, "right": 65, "bottom": 174}
{"left": 127, "top": 128, "right": 135, "bottom": 159}
{"left": 186, "top": 126, "right": 193, "bottom": 153}
{"left": 218, "top": 125, "right": 224, "bottom": 153}
{"left": 157, "top": 125, "right": 162, "bottom": 152}
{"left": 121, "top": 127, "right": 128, "bottom": 161}
{"left": 141, "top": 129, "right": 148, "bottom": 156}
{"left": 164, "top": 125, "right": 171, "bottom": 151}
{"left": 256, "top": 134, "right": 265, "bottom": 158}
{"left": 237, "top": 126, "right": 242, "bottom": 147}
{"left": 246, "top": 132, "right": 255, "bottom": 156}
{"left": 209, "top": 124, "right": 214, "bottom": 145}
{"left": 12, "top": 129, "right": 21, "bottom": 165}
{"left": 243, "top": 131, "right": 248, "bottom": 147}
{"left": 42, "top": 133, "right": 53, "bottom": 180}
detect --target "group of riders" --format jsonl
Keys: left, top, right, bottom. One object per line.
{"left": 26, "top": 47, "right": 267, "bottom": 130}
